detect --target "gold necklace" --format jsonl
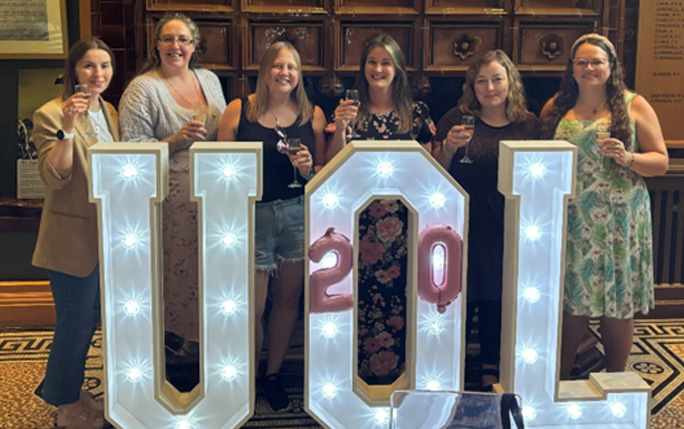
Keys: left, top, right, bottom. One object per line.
{"left": 161, "top": 70, "right": 203, "bottom": 108}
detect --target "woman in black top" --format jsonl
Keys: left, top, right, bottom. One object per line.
{"left": 218, "top": 40, "right": 326, "bottom": 411}
{"left": 433, "top": 50, "right": 540, "bottom": 390}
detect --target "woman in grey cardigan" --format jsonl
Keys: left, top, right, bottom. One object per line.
{"left": 118, "top": 13, "right": 226, "bottom": 384}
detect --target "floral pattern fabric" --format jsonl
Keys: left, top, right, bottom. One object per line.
{"left": 358, "top": 199, "right": 408, "bottom": 384}
{"left": 555, "top": 92, "right": 654, "bottom": 319}
{"left": 355, "top": 101, "right": 433, "bottom": 144}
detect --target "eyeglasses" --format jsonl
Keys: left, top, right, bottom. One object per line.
{"left": 158, "top": 36, "right": 194, "bottom": 46}
{"left": 572, "top": 58, "right": 608, "bottom": 69}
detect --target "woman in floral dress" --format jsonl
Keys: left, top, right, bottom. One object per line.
{"left": 541, "top": 34, "right": 668, "bottom": 378}
{"left": 327, "top": 34, "right": 435, "bottom": 385}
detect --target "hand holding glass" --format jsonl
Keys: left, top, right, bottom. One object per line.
{"left": 192, "top": 104, "right": 208, "bottom": 124}
{"left": 459, "top": 115, "right": 475, "bottom": 164}
{"left": 75, "top": 84, "right": 94, "bottom": 138}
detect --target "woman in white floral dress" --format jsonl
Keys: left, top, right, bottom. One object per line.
{"left": 541, "top": 34, "right": 668, "bottom": 378}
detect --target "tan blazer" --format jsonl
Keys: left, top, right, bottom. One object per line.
{"left": 32, "top": 97, "right": 120, "bottom": 277}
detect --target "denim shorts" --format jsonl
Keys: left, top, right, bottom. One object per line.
{"left": 255, "top": 195, "right": 305, "bottom": 270}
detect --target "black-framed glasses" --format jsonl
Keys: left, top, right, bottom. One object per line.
{"left": 572, "top": 58, "right": 608, "bottom": 69}
{"left": 158, "top": 36, "right": 194, "bottom": 46}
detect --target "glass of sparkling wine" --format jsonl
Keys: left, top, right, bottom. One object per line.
{"left": 192, "top": 104, "right": 208, "bottom": 124}
{"left": 345, "top": 89, "right": 361, "bottom": 139}
{"left": 75, "top": 84, "right": 94, "bottom": 137}
{"left": 459, "top": 115, "right": 475, "bottom": 164}
{"left": 285, "top": 137, "right": 303, "bottom": 188}
{"left": 596, "top": 122, "right": 611, "bottom": 169}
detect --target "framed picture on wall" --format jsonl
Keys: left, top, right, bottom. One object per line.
{"left": 0, "top": 0, "right": 68, "bottom": 59}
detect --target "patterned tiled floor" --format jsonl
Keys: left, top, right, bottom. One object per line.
{"left": 1, "top": 320, "right": 683, "bottom": 428}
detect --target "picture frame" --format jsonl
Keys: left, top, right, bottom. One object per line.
{"left": 0, "top": 0, "right": 68, "bottom": 59}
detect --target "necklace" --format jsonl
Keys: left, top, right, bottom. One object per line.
{"left": 161, "top": 70, "right": 204, "bottom": 108}
{"left": 580, "top": 98, "right": 607, "bottom": 115}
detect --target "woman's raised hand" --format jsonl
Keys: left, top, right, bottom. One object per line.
{"left": 289, "top": 143, "right": 314, "bottom": 176}
{"left": 599, "top": 137, "right": 631, "bottom": 167}
{"left": 172, "top": 119, "right": 207, "bottom": 145}
{"left": 441, "top": 125, "right": 471, "bottom": 154}
{"left": 61, "top": 93, "right": 90, "bottom": 132}
{"left": 333, "top": 99, "right": 358, "bottom": 130}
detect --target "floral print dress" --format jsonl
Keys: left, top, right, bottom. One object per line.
{"left": 355, "top": 102, "right": 433, "bottom": 385}
{"left": 555, "top": 92, "right": 654, "bottom": 319}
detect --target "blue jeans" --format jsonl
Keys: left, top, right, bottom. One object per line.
{"left": 42, "top": 266, "right": 100, "bottom": 406}
{"left": 254, "top": 196, "right": 305, "bottom": 271}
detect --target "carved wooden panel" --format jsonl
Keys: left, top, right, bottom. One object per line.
{"left": 425, "top": 0, "right": 505, "bottom": 13}
{"left": 516, "top": 21, "right": 597, "bottom": 71}
{"left": 146, "top": 0, "right": 237, "bottom": 12}
{"left": 243, "top": 18, "right": 328, "bottom": 72}
{"left": 335, "top": 20, "right": 418, "bottom": 71}
{"left": 514, "top": 0, "right": 601, "bottom": 13}
{"left": 335, "top": 0, "right": 420, "bottom": 14}
{"left": 197, "top": 20, "right": 237, "bottom": 70}
{"left": 424, "top": 21, "right": 502, "bottom": 72}
{"left": 241, "top": 0, "right": 328, "bottom": 13}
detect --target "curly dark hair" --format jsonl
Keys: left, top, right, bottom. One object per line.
{"left": 541, "top": 34, "right": 631, "bottom": 144}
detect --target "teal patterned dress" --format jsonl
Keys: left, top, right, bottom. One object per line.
{"left": 555, "top": 92, "right": 654, "bottom": 319}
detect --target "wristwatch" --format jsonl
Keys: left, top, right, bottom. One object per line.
{"left": 57, "top": 130, "right": 75, "bottom": 140}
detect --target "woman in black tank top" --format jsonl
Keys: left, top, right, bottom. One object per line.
{"left": 218, "top": 40, "right": 326, "bottom": 412}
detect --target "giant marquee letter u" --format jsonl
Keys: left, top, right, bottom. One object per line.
{"left": 88, "top": 142, "right": 262, "bottom": 429}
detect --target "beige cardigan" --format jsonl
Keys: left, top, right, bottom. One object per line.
{"left": 32, "top": 97, "right": 120, "bottom": 277}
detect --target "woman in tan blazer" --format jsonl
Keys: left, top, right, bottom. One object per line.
{"left": 32, "top": 37, "right": 119, "bottom": 429}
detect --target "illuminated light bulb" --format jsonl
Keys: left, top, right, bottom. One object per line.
{"left": 126, "top": 367, "right": 142, "bottom": 382}
{"left": 122, "top": 233, "right": 139, "bottom": 249}
{"left": 221, "top": 163, "right": 237, "bottom": 180}
{"left": 221, "top": 365, "right": 237, "bottom": 381}
{"left": 322, "top": 193, "right": 339, "bottom": 210}
{"left": 522, "top": 405, "right": 537, "bottom": 422}
{"left": 524, "top": 225, "right": 542, "bottom": 241}
{"left": 320, "top": 251, "right": 338, "bottom": 269}
{"left": 221, "top": 299, "right": 237, "bottom": 316}
{"left": 425, "top": 313, "right": 445, "bottom": 336}
{"left": 429, "top": 192, "right": 446, "bottom": 209}
{"left": 528, "top": 162, "right": 547, "bottom": 179}
{"left": 120, "top": 164, "right": 138, "bottom": 181}
{"left": 522, "top": 286, "right": 541, "bottom": 303}
{"left": 221, "top": 232, "right": 237, "bottom": 248}
{"left": 566, "top": 403, "right": 583, "bottom": 420}
{"left": 176, "top": 419, "right": 192, "bottom": 429}
{"left": 426, "top": 380, "right": 441, "bottom": 391}
{"left": 374, "top": 408, "right": 389, "bottom": 425}
{"left": 123, "top": 300, "right": 140, "bottom": 315}
{"left": 609, "top": 401, "right": 627, "bottom": 418}
{"left": 376, "top": 161, "right": 394, "bottom": 178}
{"left": 521, "top": 348, "right": 539, "bottom": 364}
{"left": 321, "top": 321, "right": 338, "bottom": 339}
{"left": 321, "top": 382, "right": 337, "bottom": 399}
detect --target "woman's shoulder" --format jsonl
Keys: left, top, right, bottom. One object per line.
{"left": 36, "top": 97, "right": 63, "bottom": 114}
{"left": 125, "top": 71, "right": 162, "bottom": 94}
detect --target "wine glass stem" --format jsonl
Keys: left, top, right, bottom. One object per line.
{"left": 293, "top": 165, "right": 299, "bottom": 184}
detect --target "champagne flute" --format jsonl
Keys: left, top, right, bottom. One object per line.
{"left": 192, "top": 104, "right": 208, "bottom": 124}
{"left": 75, "top": 84, "right": 94, "bottom": 138}
{"left": 285, "top": 137, "right": 303, "bottom": 188}
{"left": 459, "top": 115, "right": 475, "bottom": 164}
{"left": 596, "top": 122, "right": 611, "bottom": 170}
{"left": 345, "top": 89, "right": 361, "bottom": 140}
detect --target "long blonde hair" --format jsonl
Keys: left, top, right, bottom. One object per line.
{"left": 247, "top": 41, "right": 313, "bottom": 125}
{"left": 458, "top": 50, "right": 529, "bottom": 122}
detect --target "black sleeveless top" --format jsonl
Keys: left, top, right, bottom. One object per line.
{"left": 236, "top": 97, "right": 316, "bottom": 202}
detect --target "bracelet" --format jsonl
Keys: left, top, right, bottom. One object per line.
{"left": 301, "top": 168, "right": 315, "bottom": 180}
{"left": 441, "top": 140, "right": 456, "bottom": 156}
{"left": 628, "top": 151, "right": 635, "bottom": 167}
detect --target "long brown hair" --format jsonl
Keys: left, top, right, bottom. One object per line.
{"left": 61, "top": 38, "right": 115, "bottom": 101}
{"left": 458, "top": 49, "right": 529, "bottom": 123}
{"left": 541, "top": 33, "right": 631, "bottom": 143}
{"left": 138, "top": 13, "right": 203, "bottom": 75}
{"left": 353, "top": 34, "right": 413, "bottom": 133}
{"left": 246, "top": 41, "right": 314, "bottom": 125}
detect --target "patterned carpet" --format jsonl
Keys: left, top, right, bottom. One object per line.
{"left": 1, "top": 319, "right": 683, "bottom": 428}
